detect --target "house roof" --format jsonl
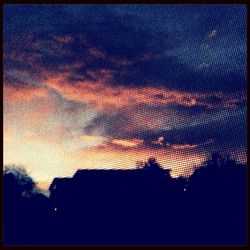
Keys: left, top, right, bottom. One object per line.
{"left": 49, "top": 168, "right": 172, "bottom": 192}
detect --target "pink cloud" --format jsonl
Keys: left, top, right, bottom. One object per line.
{"left": 111, "top": 138, "right": 144, "bottom": 148}
{"left": 53, "top": 35, "right": 74, "bottom": 44}
{"left": 4, "top": 85, "right": 49, "bottom": 103}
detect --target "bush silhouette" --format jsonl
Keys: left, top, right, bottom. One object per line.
{"left": 4, "top": 165, "right": 35, "bottom": 197}
{"left": 3, "top": 165, "right": 52, "bottom": 245}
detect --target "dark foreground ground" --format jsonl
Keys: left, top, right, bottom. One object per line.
{"left": 3, "top": 157, "right": 247, "bottom": 246}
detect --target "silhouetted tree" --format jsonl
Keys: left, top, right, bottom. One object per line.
{"left": 4, "top": 165, "right": 36, "bottom": 197}
{"left": 3, "top": 165, "right": 52, "bottom": 245}
{"left": 143, "top": 157, "right": 162, "bottom": 171}
{"left": 185, "top": 152, "right": 247, "bottom": 245}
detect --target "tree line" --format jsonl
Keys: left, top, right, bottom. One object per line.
{"left": 3, "top": 152, "right": 247, "bottom": 246}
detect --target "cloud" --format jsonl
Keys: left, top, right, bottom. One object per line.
{"left": 4, "top": 5, "right": 246, "bottom": 95}
{"left": 4, "top": 26, "right": 246, "bottom": 165}
{"left": 53, "top": 34, "right": 74, "bottom": 44}
{"left": 171, "top": 140, "right": 214, "bottom": 150}
{"left": 208, "top": 29, "right": 218, "bottom": 38}
{"left": 3, "top": 5, "right": 247, "bottom": 182}
{"left": 171, "top": 144, "right": 198, "bottom": 150}
{"left": 152, "top": 136, "right": 165, "bottom": 146}
{"left": 28, "top": 67, "right": 243, "bottom": 113}
{"left": 112, "top": 105, "right": 246, "bottom": 154}
{"left": 111, "top": 138, "right": 144, "bottom": 148}
{"left": 80, "top": 135, "right": 106, "bottom": 147}
{"left": 4, "top": 84, "right": 48, "bottom": 103}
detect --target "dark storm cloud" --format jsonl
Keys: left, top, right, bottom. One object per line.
{"left": 4, "top": 5, "right": 154, "bottom": 74}
{"left": 170, "top": 112, "right": 246, "bottom": 147}
{"left": 116, "top": 105, "right": 246, "bottom": 149}
{"left": 167, "top": 104, "right": 208, "bottom": 116}
{"left": 3, "top": 69, "right": 44, "bottom": 91}
{"left": 3, "top": 4, "right": 247, "bottom": 161}
{"left": 4, "top": 4, "right": 246, "bottom": 93}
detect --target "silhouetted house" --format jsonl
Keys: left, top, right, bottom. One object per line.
{"left": 49, "top": 168, "right": 172, "bottom": 216}
{"left": 49, "top": 177, "right": 73, "bottom": 213}
{"left": 41, "top": 157, "right": 248, "bottom": 245}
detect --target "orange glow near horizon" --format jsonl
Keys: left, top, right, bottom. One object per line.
{"left": 4, "top": 111, "right": 206, "bottom": 186}
{"left": 4, "top": 81, "right": 247, "bottom": 189}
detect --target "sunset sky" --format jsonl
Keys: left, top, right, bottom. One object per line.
{"left": 3, "top": 4, "right": 247, "bottom": 189}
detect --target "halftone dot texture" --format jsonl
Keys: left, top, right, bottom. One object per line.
{"left": 3, "top": 4, "right": 247, "bottom": 188}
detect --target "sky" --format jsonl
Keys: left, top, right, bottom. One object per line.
{"left": 3, "top": 4, "right": 247, "bottom": 189}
